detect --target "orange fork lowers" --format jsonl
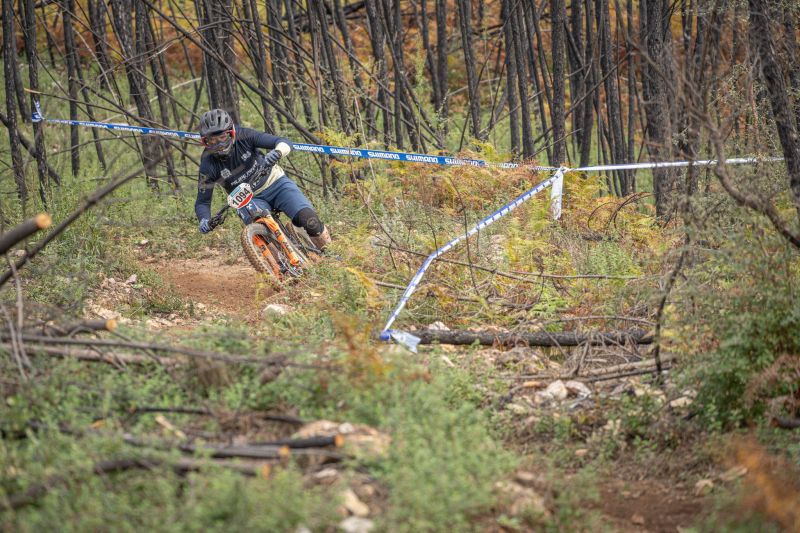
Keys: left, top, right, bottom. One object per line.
{"left": 256, "top": 214, "right": 304, "bottom": 267}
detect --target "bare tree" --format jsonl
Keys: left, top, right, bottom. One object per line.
{"left": 3, "top": 0, "right": 27, "bottom": 203}
{"left": 748, "top": 0, "right": 800, "bottom": 218}
{"left": 196, "top": 0, "right": 239, "bottom": 120}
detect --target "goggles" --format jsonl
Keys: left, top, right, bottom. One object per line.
{"left": 201, "top": 129, "right": 234, "bottom": 153}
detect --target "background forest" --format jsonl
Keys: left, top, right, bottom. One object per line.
{"left": 0, "top": 0, "right": 799, "bottom": 531}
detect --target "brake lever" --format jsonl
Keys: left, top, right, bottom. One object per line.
{"left": 209, "top": 213, "right": 226, "bottom": 230}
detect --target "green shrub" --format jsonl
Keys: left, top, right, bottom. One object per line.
{"left": 681, "top": 220, "right": 800, "bottom": 428}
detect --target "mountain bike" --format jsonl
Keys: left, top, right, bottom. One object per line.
{"left": 208, "top": 182, "right": 322, "bottom": 284}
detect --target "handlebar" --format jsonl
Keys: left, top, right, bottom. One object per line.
{"left": 208, "top": 205, "right": 229, "bottom": 231}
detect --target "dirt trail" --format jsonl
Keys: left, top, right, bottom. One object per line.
{"left": 154, "top": 256, "right": 272, "bottom": 319}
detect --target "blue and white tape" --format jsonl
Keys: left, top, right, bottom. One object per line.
{"left": 379, "top": 168, "right": 566, "bottom": 351}
{"left": 32, "top": 101, "right": 787, "bottom": 351}
{"left": 32, "top": 100, "right": 782, "bottom": 173}
{"left": 32, "top": 101, "right": 202, "bottom": 140}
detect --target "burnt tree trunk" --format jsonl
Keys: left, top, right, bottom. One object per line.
{"left": 109, "top": 0, "right": 162, "bottom": 187}
{"left": 435, "top": 0, "right": 448, "bottom": 131}
{"left": 641, "top": 0, "right": 677, "bottom": 218}
{"left": 567, "top": 0, "right": 585, "bottom": 161}
{"left": 242, "top": 0, "right": 275, "bottom": 131}
{"left": 21, "top": 0, "right": 53, "bottom": 199}
{"left": 61, "top": 0, "right": 81, "bottom": 177}
{"left": 364, "top": 0, "right": 393, "bottom": 146}
{"left": 284, "top": 0, "right": 316, "bottom": 129}
{"left": 550, "top": 0, "right": 567, "bottom": 164}
{"left": 197, "top": 0, "right": 239, "bottom": 120}
{"left": 457, "top": 0, "right": 481, "bottom": 140}
{"left": 87, "top": 0, "right": 114, "bottom": 93}
{"left": 502, "top": 0, "right": 520, "bottom": 155}
{"left": 597, "top": 0, "right": 629, "bottom": 193}
{"left": 510, "top": 1, "right": 534, "bottom": 158}
{"left": 748, "top": 0, "right": 800, "bottom": 217}
{"left": 579, "top": 0, "right": 595, "bottom": 167}
{"left": 3, "top": 0, "right": 27, "bottom": 203}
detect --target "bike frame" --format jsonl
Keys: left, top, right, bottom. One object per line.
{"left": 251, "top": 212, "right": 304, "bottom": 268}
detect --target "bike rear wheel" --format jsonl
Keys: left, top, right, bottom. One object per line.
{"left": 282, "top": 222, "right": 322, "bottom": 261}
{"left": 241, "top": 224, "right": 283, "bottom": 282}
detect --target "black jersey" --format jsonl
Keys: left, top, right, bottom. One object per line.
{"left": 195, "top": 126, "right": 290, "bottom": 221}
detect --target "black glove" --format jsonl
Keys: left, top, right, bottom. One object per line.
{"left": 264, "top": 149, "right": 282, "bottom": 167}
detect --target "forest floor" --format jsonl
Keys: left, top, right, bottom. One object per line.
{"left": 4, "top": 166, "right": 798, "bottom": 532}
{"left": 106, "top": 245, "right": 714, "bottom": 532}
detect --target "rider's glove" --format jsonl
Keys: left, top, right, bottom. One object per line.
{"left": 199, "top": 218, "right": 211, "bottom": 233}
{"left": 264, "top": 149, "right": 282, "bottom": 167}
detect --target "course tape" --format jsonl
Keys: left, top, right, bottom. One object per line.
{"left": 33, "top": 102, "right": 788, "bottom": 350}
{"left": 379, "top": 168, "right": 566, "bottom": 351}
{"left": 32, "top": 101, "right": 202, "bottom": 140}
{"left": 32, "top": 101, "right": 782, "bottom": 173}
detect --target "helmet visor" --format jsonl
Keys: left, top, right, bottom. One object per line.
{"left": 202, "top": 130, "right": 233, "bottom": 154}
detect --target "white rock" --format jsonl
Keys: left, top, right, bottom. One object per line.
{"left": 694, "top": 478, "right": 714, "bottom": 496}
{"left": 338, "top": 517, "right": 374, "bottom": 533}
{"left": 543, "top": 380, "right": 568, "bottom": 401}
{"left": 719, "top": 465, "right": 747, "bottom": 482}
{"left": 14, "top": 249, "right": 25, "bottom": 257}
{"left": 427, "top": 321, "right": 450, "bottom": 331}
{"left": 126, "top": 274, "right": 138, "bottom": 284}
{"left": 138, "top": 239, "right": 150, "bottom": 246}
{"left": 262, "top": 303, "right": 291, "bottom": 317}
{"left": 296, "top": 527, "right": 312, "bottom": 533}
{"left": 669, "top": 396, "right": 693, "bottom": 408}
{"left": 342, "top": 488, "right": 370, "bottom": 517}
{"left": 505, "top": 403, "right": 529, "bottom": 415}
{"left": 564, "top": 380, "right": 592, "bottom": 397}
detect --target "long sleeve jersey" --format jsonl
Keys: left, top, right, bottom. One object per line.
{"left": 194, "top": 126, "right": 292, "bottom": 221}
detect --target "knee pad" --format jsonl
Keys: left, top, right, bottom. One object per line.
{"left": 292, "top": 207, "right": 324, "bottom": 237}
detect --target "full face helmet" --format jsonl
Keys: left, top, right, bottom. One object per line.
{"left": 199, "top": 109, "right": 235, "bottom": 156}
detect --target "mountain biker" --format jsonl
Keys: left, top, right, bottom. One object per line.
{"left": 194, "top": 109, "right": 331, "bottom": 250}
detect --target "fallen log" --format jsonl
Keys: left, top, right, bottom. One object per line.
{"left": 26, "top": 319, "right": 118, "bottom": 337}
{"left": 4, "top": 455, "right": 270, "bottom": 510}
{"left": 516, "top": 354, "right": 678, "bottom": 381}
{"left": 0, "top": 343, "right": 176, "bottom": 366}
{"left": 251, "top": 435, "right": 344, "bottom": 449}
{"left": 0, "top": 214, "right": 51, "bottom": 255}
{"left": 773, "top": 416, "right": 800, "bottom": 430}
{"left": 415, "top": 328, "right": 653, "bottom": 347}
{"left": 121, "top": 433, "right": 344, "bottom": 461}
{"left": 2, "top": 335, "right": 308, "bottom": 367}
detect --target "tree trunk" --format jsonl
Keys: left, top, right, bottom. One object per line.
{"left": 748, "top": 0, "right": 800, "bottom": 217}
{"left": 197, "top": 0, "right": 239, "bottom": 120}
{"left": 364, "top": 0, "right": 393, "bottom": 146}
{"left": 580, "top": 0, "right": 595, "bottom": 167}
{"left": 435, "top": 0, "right": 448, "bottom": 132}
{"left": 21, "top": 0, "right": 53, "bottom": 200}
{"left": 242, "top": 0, "right": 275, "bottom": 131}
{"left": 284, "top": 0, "right": 317, "bottom": 129}
{"left": 3, "top": 0, "right": 27, "bottom": 203}
{"left": 457, "top": 0, "right": 481, "bottom": 140}
{"left": 510, "top": 1, "right": 534, "bottom": 158}
{"left": 550, "top": 0, "right": 567, "bottom": 164}
{"left": 87, "top": 0, "right": 115, "bottom": 93}
{"left": 597, "top": 0, "right": 629, "bottom": 193}
{"left": 62, "top": 0, "right": 81, "bottom": 177}
{"left": 640, "top": 0, "right": 677, "bottom": 218}
{"left": 109, "top": 0, "right": 162, "bottom": 187}
{"left": 502, "top": 0, "right": 520, "bottom": 155}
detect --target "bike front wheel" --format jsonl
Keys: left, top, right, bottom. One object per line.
{"left": 241, "top": 223, "right": 284, "bottom": 283}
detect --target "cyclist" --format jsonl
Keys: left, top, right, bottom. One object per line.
{"left": 194, "top": 108, "right": 331, "bottom": 250}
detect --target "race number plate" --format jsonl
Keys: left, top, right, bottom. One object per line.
{"left": 227, "top": 183, "right": 254, "bottom": 209}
